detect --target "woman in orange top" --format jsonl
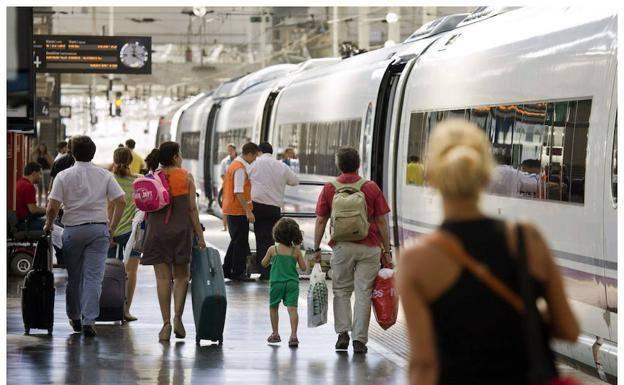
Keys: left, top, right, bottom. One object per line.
{"left": 142, "top": 141, "right": 206, "bottom": 341}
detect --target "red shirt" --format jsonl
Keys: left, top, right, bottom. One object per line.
{"left": 316, "top": 172, "right": 390, "bottom": 247}
{"left": 15, "top": 177, "right": 37, "bottom": 221}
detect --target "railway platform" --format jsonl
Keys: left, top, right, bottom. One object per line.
{"left": 6, "top": 214, "right": 608, "bottom": 385}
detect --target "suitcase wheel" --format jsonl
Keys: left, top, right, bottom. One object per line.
{"left": 218, "top": 338, "right": 223, "bottom": 346}
{"left": 24, "top": 328, "right": 30, "bottom": 336}
{"left": 47, "top": 328, "right": 53, "bottom": 336}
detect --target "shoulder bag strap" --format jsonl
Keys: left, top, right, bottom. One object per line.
{"left": 427, "top": 231, "right": 525, "bottom": 314}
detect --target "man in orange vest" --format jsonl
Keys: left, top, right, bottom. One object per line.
{"left": 222, "top": 142, "right": 260, "bottom": 281}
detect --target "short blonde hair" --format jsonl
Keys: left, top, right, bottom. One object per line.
{"left": 426, "top": 119, "right": 494, "bottom": 199}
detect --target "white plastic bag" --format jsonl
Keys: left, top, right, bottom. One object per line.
{"left": 124, "top": 210, "right": 145, "bottom": 260}
{"left": 51, "top": 224, "right": 63, "bottom": 249}
{"left": 307, "top": 263, "right": 328, "bottom": 327}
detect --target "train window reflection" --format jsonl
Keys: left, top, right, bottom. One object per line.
{"left": 214, "top": 127, "right": 251, "bottom": 165}
{"left": 275, "top": 119, "right": 361, "bottom": 176}
{"left": 405, "top": 98, "right": 592, "bottom": 204}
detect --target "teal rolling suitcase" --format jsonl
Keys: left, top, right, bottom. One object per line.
{"left": 191, "top": 246, "right": 227, "bottom": 345}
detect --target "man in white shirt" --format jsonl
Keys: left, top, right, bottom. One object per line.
{"left": 43, "top": 135, "right": 126, "bottom": 337}
{"left": 249, "top": 142, "right": 299, "bottom": 279}
{"left": 219, "top": 143, "right": 237, "bottom": 231}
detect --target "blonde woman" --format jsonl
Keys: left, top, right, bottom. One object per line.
{"left": 397, "top": 119, "right": 579, "bottom": 385}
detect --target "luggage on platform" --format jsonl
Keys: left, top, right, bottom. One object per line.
{"left": 191, "top": 246, "right": 227, "bottom": 345}
{"left": 22, "top": 234, "right": 55, "bottom": 336}
{"left": 96, "top": 255, "right": 127, "bottom": 323}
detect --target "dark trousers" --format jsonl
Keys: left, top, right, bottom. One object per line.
{"left": 223, "top": 215, "right": 250, "bottom": 278}
{"left": 252, "top": 202, "right": 281, "bottom": 278}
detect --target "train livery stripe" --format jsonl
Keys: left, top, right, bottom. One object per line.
{"left": 398, "top": 217, "right": 617, "bottom": 271}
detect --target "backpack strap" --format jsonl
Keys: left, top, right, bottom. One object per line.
{"left": 331, "top": 177, "right": 368, "bottom": 193}
{"left": 427, "top": 230, "right": 525, "bottom": 314}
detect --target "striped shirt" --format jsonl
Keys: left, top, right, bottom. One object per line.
{"left": 113, "top": 174, "right": 138, "bottom": 237}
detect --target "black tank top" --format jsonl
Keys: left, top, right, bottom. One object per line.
{"left": 37, "top": 155, "right": 50, "bottom": 170}
{"left": 432, "top": 218, "right": 529, "bottom": 385}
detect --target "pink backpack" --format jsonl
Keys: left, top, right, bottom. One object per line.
{"left": 132, "top": 170, "right": 172, "bottom": 223}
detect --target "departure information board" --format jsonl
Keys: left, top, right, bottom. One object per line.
{"left": 33, "top": 35, "right": 151, "bottom": 74}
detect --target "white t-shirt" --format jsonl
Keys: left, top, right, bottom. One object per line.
{"left": 249, "top": 153, "right": 299, "bottom": 207}
{"left": 220, "top": 155, "right": 234, "bottom": 177}
{"left": 233, "top": 156, "right": 252, "bottom": 194}
{"left": 49, "top": 161, "right": 125, "bottom": 226}
{"left": 488, "top": 165, "right": 537, "bottom": 197}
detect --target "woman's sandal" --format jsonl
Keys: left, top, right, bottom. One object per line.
{"left": 267, "top": 333, "right": 281, "bottom": 344}
{"left": 288, "top": 337, "right": 299, "bottom": 348}
{"left": 159, "top": 322, "right": 172, "bottom": 341}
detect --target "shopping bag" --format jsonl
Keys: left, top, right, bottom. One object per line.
{"left": 131, "top": 221, "right": 146, "bottom": 253}
{"left": 372, "top": 267, "right": 399, "bottom": 330}
{"left": 307, "top": 264, "right": 328, "bottom": 327}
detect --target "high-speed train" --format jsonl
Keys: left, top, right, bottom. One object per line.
{"left": 166, "top": 7, "right": 618, "bottom": 380}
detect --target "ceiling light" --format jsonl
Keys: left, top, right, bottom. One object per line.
{"left": 385, "top": 12, "right": 399, "bottom": 24}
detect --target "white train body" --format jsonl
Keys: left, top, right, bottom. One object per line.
{"left": 172, "top": 7, "right": 618, "bottom": 379}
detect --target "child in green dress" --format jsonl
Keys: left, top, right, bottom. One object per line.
{"left": 261, "top": 218, "right": 307, "bottom": 347}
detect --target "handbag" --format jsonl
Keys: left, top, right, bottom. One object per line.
{"left": 428, "top": 225, "right": 581, "bottom": 385}
{"left": 132, "top": 221, "right": 146, "bottom": 253}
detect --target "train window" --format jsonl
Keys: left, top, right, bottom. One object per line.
{"left": 406, "top": 112, "right": 427, "bottom": 186}
{"left": 213, "top": 128, "right": 251, "bottom": 165}
{"left": 611, "top": 113, "right": 617, "bottom": 204}
{"left": 275, "top": 119, "right": 360, "bottom": 177}
{"left": 180, "top": 132, "right": 200, "bottom": 160}
{"left": 408, "top": 98, "right": 592, "bottom": 204}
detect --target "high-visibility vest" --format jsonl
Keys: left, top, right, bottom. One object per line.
{"left": 222, "top": 159, "right": 252, "bottom": 216}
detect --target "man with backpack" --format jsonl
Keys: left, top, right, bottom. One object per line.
{"left": 313, "top": 147, "right": 392, "bottom": 354}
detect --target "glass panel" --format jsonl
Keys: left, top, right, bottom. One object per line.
{"left": 488, "top": 105, "right": 517, "bottom": 197}
{"left": 515, "top": 103, "right": 546, "bottom": 198}
{"left": 567, "top": 99, "right": 591, "bottom": 203}
{"left": 406, "top": 112, "right": 426, "bottom": 186}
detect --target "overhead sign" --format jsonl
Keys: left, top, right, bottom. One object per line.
{"left": 33, "top": 35, "right": 151, "bottom": 74}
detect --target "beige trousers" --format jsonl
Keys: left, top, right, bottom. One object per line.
{"left": 331, "top": 242, "right": 380, "bottom": 344}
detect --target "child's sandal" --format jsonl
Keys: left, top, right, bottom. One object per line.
{"left": 267, "top": 334, "right": 281, "bottom": 344}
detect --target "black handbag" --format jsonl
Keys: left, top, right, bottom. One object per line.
{"left": 515, "top": 225, "right": 559, "bottom": 385}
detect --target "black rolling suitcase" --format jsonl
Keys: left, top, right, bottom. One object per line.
{"left": 22, "top": 234, "right": 55, "bottom": 336}
{"left": 191, "top": 246, "right": 227, "bottom": 345}
{"left": 96, "top": 256, "right": 126, "bottom": 323}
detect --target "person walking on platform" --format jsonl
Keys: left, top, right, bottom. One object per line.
{"left": 43, "top": 135, "right": 127, "bottom": 337}
{"left": 313, "top": 147, "right": 392, "bottom": 354}
{"left": 141, "top": 142, "right": 206, "bottom": 341}
{"left": 49, "top": 138, "right": 75, "bottom": 193}
{"left": 261, "top": 218, "right": 307, "bottom": 347}
{"left": 107, "top": 147, "right": 141, "bottom": 322}
{"left": 15, "top": 162, "right": 47, "bottom": 230}
{"left": 55, "top": 141, "right": 68, "bottom": 161}
{"left": 126, "top": 139, "right": 146, "bottom": 175}
{"left": 31, "top": 142, "right": 54, "bottom": 204}
{"left": 219, "top": 143, "right": 237, "bottom": 231}
{"left": 222, "top": 142, "right": 260, "bottom": 282}
{"left": 250, "top": 142, "right": 299, "bottom": 280}
{"left": 396, "top": 119, "right": 579, "bottom": 385}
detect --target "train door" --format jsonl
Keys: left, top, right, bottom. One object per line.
{"left": 260, "top": 91, "right": 279, "bottom": 143}
{"left": 203, "top": 103, "right": 220, "bottom": 206}
{"left": 370, "top": 61, "right": 405, "bottom": 192}
{"left": 369, "top": 61, "right": 407, "bottom": 248}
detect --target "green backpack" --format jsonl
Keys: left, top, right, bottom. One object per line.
{"left": 329, "top": 178, "right": 370, "bottom": 242}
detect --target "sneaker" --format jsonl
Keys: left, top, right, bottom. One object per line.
{"left": 82, "top": 325, "right": 97, "bottom": 337}
{"left": 69, "top": 319, "right": 82, "bottom": 333}
{"left": 335, "top": 332, "right": 350, "bottom": 351}
{"left": 353, "top": 340, "right": 368, "bottom": 354}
